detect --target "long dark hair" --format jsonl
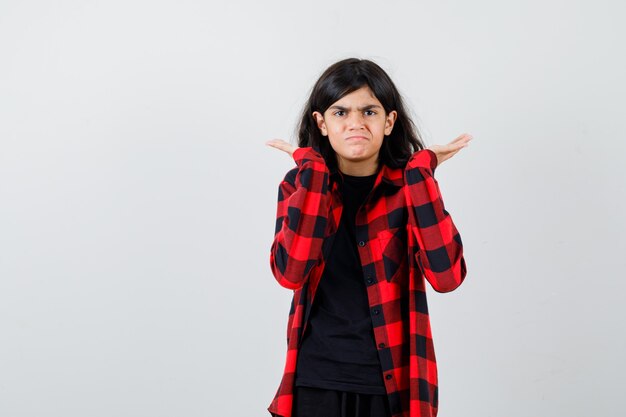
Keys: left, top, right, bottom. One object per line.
{"left": 296, "top": 58, "right": 426, "bottom": 172}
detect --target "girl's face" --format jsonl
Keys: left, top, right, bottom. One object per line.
{"left": 313, "top": 86, "right": 397, "bottom": 175}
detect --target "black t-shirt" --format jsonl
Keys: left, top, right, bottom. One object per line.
{"left": 294, "top": 171, "right": 387, "bottom": 395}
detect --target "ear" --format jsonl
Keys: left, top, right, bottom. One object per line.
{"left": 384, "top": 110, "right": 397, "bottom": 136}
{"left": 312, "top": 111, "right": 327, "bottom": 136}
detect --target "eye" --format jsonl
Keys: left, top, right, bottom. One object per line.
{"left": 365, "top": 110, "right": 376, "bottom": 116}
{"left": 333, "top": 110, "right": 345, "bottom": 116}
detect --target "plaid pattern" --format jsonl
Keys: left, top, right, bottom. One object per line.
{"left": 268, "top": 146, "right": 467, "bottom": 417}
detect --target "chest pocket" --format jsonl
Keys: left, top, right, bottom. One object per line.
{"left": 376, "top": 226, "right": 408, "bottom": 284}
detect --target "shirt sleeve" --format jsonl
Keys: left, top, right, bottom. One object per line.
{"left": 269, "top": 146, "right": 332, "bottom": 290}
{"left": 404, "top": 148, "right": 467, "bottom": 293}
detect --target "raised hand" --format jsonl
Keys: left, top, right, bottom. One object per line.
{"left": 427, "top": 133, "right": 473, "bottom": 166}
{"left": 265, "top": 139, "right": 299, "bottom": 158}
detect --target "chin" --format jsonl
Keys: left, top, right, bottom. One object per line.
{"left": 343, "top": 154, "right": 369, "bottom": 161}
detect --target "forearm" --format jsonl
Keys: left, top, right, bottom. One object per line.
{"left": 404, "top": 149, "right": 467, "bottom": 292}
{"left": 270, "top": 147, "right": 331, "bottom": 290}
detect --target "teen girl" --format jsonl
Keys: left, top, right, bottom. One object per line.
{"left": 265, "top": 58, "right": 471, "bottom": 417}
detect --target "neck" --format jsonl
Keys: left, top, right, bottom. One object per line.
{"left": 337, "top": 154, "right": 379, "bottom": 176}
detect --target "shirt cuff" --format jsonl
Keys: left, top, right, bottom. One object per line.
{"left": 408, "top": 148, "right": 438, "bottom": 170}
{"left": 425, "top": 149, "right": 438, "bottom": 170}
{"left": 292, "top": 146, "right": 325, "bottom": 164}
{"left": 292, "top": 147, "right": 310, "bottom": 162}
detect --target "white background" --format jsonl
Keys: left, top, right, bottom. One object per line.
{"left": 1, "top": 1, "right": 624, "bottom": 416}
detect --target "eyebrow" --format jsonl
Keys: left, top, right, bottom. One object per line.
{"left": 328, "top": 104, "right": 383, "bottom": 111}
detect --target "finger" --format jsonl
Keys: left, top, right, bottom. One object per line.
{"left": 447, "top": 142, "right": 469, "bottom": 157}
{"left": 266, "top": 139, "right": 288, "bottom": 149}
{"left": 266, "top": 139, "right": 286, "bottom": 146}
{"left": 451, "top": 137, "right": 471, "bottom": 150}
{"left": 439, "top": 142, "right": 466, "bottom": 154}
{"left": 439, "top": 137, "right": 470, "bottom": 151}
{"left": 266, "top": 142, "right": 283, "bottom": 150}
{"left": 266, "top": 140, "right": 294, "bottom": 155}
{"left": 448, "top": 133, "right": 473, "bottom": 146}
{"left": 447, "top": 142, "right": 469, "bottom": 155}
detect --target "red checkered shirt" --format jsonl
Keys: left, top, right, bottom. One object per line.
{"left": 267, "top": 146, "right": 467, "bottom": 417}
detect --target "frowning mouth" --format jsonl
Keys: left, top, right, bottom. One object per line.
{"left": 346, "top": 136, "right": 368, "bottom": 141}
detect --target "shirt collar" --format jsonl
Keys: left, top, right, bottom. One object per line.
{"left": 329, "top": 161, "right": 404, "bottom": 189}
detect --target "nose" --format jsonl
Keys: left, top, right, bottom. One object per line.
{"left": 347, "top": 112, "right": 365, "bottom": 129}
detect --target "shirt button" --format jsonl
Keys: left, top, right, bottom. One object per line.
{"left": 385, "top": 374, "right": 392, "bottom": 380}
{"left": 366, "top": 277, "right": 374, "bottom": 284}
{"left": 358, "top": 241, "right": 365, "bottom": 246}
{"left": 372, "top": 309, "right": 380, "bottom": 315}
{"left": 378, "top": 342, "right": 385, "bottom": 348}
